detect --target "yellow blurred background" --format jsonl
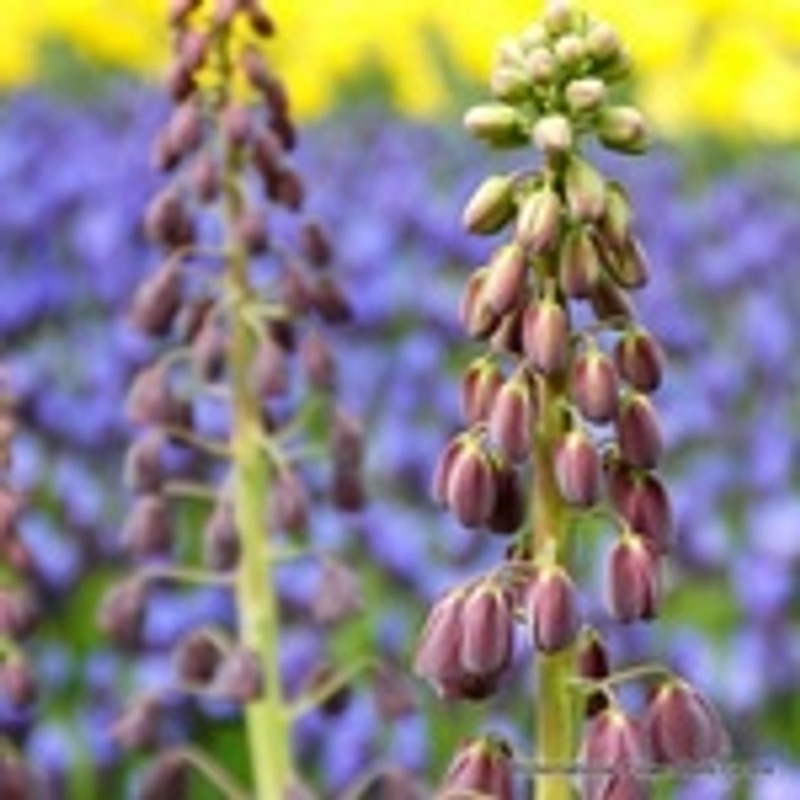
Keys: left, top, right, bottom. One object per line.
{"left": 5, "top": 0, "right": 800, "bottom": 139}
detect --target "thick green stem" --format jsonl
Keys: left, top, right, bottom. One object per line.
{"left": 225, "top": 153, "right": 293, "bottom": 800}
{"left": 532, "top": 377, "right": 575, "bottom": 800}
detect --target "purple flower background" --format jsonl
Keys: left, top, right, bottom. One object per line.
{"left": 0, "top": 86, "right": 798, "bottom": 797}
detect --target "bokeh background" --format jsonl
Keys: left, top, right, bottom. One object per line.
{"left": 1, "top": 1, "right": 799, "bottom": 798}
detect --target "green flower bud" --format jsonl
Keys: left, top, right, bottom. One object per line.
{"left": 464, "top": 103, "right": 526, "bottom": 147}
{"left": 483, "top": 243, "right": 529, "bottom": 317}
{"left": 525, "top": 47, "right": 557, "bottom": 85}
{"left": 585, "top": 21, "right": 620, "bottom": 62}
{"left": 533, "top": 114, "right": 574, "bottom": 156}
{"left": 558, "top": 226, "right": 602, "bottom": 298}
{"left": 598, "top": 106, "right": 650, "bottom": 154}
{"left": 599, "top": 181, "right": 634, "bottom": 250}
{"left": 565, "top": 77, "right": 607, "bottom": 114}
{"left": 519, "top": 22, "right": 548, "bottom": 51}
{"left": 565, "top": 155, "right": 607, "bottom": 222}
{"left": 543, "top": 0, "right": 576, "bottom": 36}
{"left": 491, "top": 66, "right": 531, "bottom": 103}
{"left": 461, "top": 175, "right": 516, "bottom": 235}
{"left": 553, "top": 33, "right": 586, "bottom": 70}
{"left": 516, "top": 185, "right": 562, "bottom": 254}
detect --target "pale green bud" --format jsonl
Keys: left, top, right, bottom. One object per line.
{"left": 544, "top": 0, "right": 575, "bottom": 36}
{"left": 461, "top": 175, "right": 516, "bottom": 235}
{"left": 565, "top": 77, "right": 607, "bottom": 113}
{"left": 585, "top": 22, "right": 620, "bottom": 62}
{"left": 526, "top": 47, "right": 557, "bottom": 85}
{"left": 533, "top": 114, "right": 573, "bottom": 156}
{"left": 554, "top": 34, "right": 586, "bottom": 69}
{"left": 519, "top": 22, "right": 548, "bottom": 51}
{"left": 564, "top": 155, "right": 606, "bottom": 222}
{"left": 491, "top": 66, "right": 531, "bottom": 103}
{"left": 464, "top": 103, "right": 526, "bottom": 147}
{"left": 516, "top": 185, "right": 562, "bottom": 254}
{"left": 597, "top": 106, "right": 650, "bottom": 153}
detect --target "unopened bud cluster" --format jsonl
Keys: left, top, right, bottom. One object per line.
{"left": 417, "top": 3, "right": 727, "bottom": 796}
{"left": 0, "top": 372, "right": 39, "bottom": 799}
{"left": 102, "top": 1, "right": 367, "bottom": 795}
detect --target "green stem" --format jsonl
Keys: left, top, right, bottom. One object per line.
{"left": 532, "top": 377, "right": 575, "bottom": 800}
{"left": 224, "top": 126, "right": 293, "bottom": 800}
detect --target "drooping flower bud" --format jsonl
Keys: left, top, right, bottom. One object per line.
{"left": 516, "top": 185, "right": 562, "bottom": 254}
{"left": 486, "top": 458, "right": 527, "bottom": 535}
{"left": 487, "top": 369, "right": 536, "bottom": 463}
{"left": 300, "top": 328, "right": 337, "bottom": 391}
{"left": 120, "top": 494, "right": 173, "bottom": 557}
{"left": 644, "top": 679, "right": 729, "bottom": 765}
{"left": 113, "top": 694, "right": 162, "bottom": 750}
{"left": 144, "top": 188, "right": 194, "bottom": 249}
{"left": 459, "top": 583, "right": 515, "bottom": 685}
{"left": 554, "top": 427, "right": 603, "bottom": 507}
{"left": 612, "top": 470, "right": 673, "bottom": 554}
{"left": 585, "top": 21, "right": 620, "bottom": 63}
{"left": 553, "top": 33, "right": 587, "bottom": 70}
{"left": 597, "top": 106, "right": 649, "bottom": 154}
{"left": 439, "top": 735, "right": 514, "bottom": 800}
{"left": 462, "top": 175, "right": 517, "bottom": 235}
{"left": 124, "top": 430, "right": 166, "bottom": 495}
{"left": 0, "top": 658, "right": 37, "bottom": 707}
{"left": 413, "top": 589, "right": 466, "bottom": 696}
{"left": 570, "top": 344, "right": 619, "bottom": 423}
{"left": 446, "top": 443, "right": 498, "bottom": 529}
{"left": 460, "top": 268, "right": 502, "bottom": 340}
{"left": 616, "top": 392, "right": 663, "bottom": 469}
{"left": 490, "top": 65, "right": 531, "bottom": 103}
{"left": 129, "top": 260, "right": 183, "bottom": 336}
{"left": 588, "top": 275, "right": 634, "bottom": 323}
{"left": 533, "top": 114, "right": 574, "bottom": 157}
{"left": 270, "top": 467, "right": 310, "bottom": 534}
{"left": 175, "top": 628, "right": 224, "bottom": 685}
{"left": 579, "top": 707, "right": 649, "bottom": 800}
{"left": 483, "top": 243, "right": 529, "bottom": 317}
{"left": 522, "top": 293, "right": 570, "bottom": 375}
{"left": 141, "top": 753, "right": 189, "bottom": 800}
{"left": 461, "top": 358, "right": 504, "bottom": 424}
{"left": 565, "top": 77, "right": 607, "bottom": 113}
{"left": 598, "top": 181, "right": 633, "bottom": 250}
{"left": 203, "top": 500, "right": 239, "bottom": 571}
{"left": 614, "top": 327, "right": 665, "bottom": 394}
{"left": 311, "top": 558, "right": 364, "bottom": 627}
{"left": 603, "top": 235, "right": 650, "bottom": 289}
{"left": 525, "top": 46, "right": 557, "bottom": 85}
{"left": 564, "top": 155, "right": 606, "bottom": 222}
{"left": 558, "top": 226, "right": 602, "bottom": 299}
{"left": 577, "top": 628, "right": 611, "bottom": 718}
{"left": 432, "top": 435, "right": 467, "bottom": 507}
{"left": 464, "top": 103, "right": 526, "bottom": 147}
{"left": 99, "top": 577, "right": 149, "bottom": 649}
{"left": 251, "top": 336, "right": 289, "bottom": 398}
{"left": 607, "top": 534, "right": 661, "bottom": 622}
{"left": 212, "top": 646, "right": 264, "bottom": 702}
{"left": 525, "top": 566, "right": 581, "bottom": 653}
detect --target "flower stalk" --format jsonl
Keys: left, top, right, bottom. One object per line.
{"left": 107, "top": 1, "right": 369, "bottom": 797}
{"left": 416, "top": 2, "right": 730, "bottom": 798}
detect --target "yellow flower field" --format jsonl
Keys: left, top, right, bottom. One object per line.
{"left": 6, "top": 0, "right": 800, "bottom": 138}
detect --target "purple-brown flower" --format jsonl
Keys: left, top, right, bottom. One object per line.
{"left": 644, "top": 679, "right": 729, "bottom": 765}
{"left": 607, "top": 535, "right": 661, "bottom": 623}
{"left": 525, "top": 566, "right": 581, "bottom": 654}
{"left": 439, "top": 735, "right": 514, "bottom": 800}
